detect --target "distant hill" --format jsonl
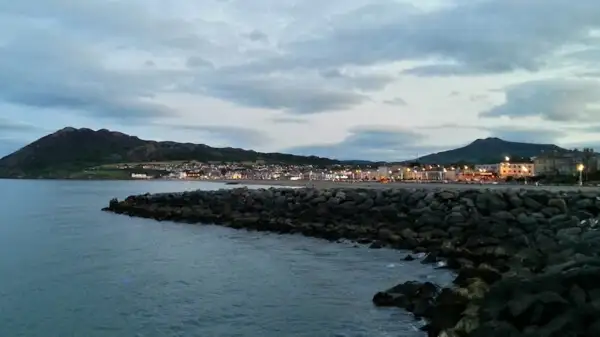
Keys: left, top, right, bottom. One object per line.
{"left": 0, "top": 127, "right": 340, "bottom": 178}
{"left": 416, "top": 137, "right": 567, "bottom": 164}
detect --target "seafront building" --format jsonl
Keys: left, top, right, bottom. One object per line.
{"left": 475, "top": 162, "right": 534, "bottom": 178}
{"left": 498, "top": 162, "right": 535, "bottom": 178}
{"left": 533, "top": 150, "right": 599, "bottom": 176}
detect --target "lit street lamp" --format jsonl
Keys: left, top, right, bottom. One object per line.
{"left": 505, "top": 156, "right": 510, "bottom": 162}
{"left": 577, "top": 164, "right": 585, "bottom": 186}
{"left": 521, "top": 166, "right": 528, "bottom": 185}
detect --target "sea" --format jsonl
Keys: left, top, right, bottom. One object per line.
{"left": 0, "top": 179, "right": 453, "bottom": 337}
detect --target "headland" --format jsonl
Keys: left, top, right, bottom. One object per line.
{"left": 104, "top": 185, "right": 600, "bottom": 336}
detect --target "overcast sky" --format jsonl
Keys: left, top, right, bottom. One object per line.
{"left": 1, "top": 0, "right": 600, "bottom": 161}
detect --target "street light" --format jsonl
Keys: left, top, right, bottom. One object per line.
{"left": 505, "top": 156, "right": 510, "bottom": 162}
{"left": 577, "top": 164, "right": 585, "bottom": 186}
{"left": 521, "top": 166, "right": 528, "bottom": 185}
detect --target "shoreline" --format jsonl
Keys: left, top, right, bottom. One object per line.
{"left": 3, "top": 176, "right": 600, "bottom": 191}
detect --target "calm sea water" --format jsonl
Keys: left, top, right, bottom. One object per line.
{"left": 0, "top": 180, "right": 453, "bottom": 337}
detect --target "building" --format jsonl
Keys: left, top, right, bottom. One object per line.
{"left": 377, "top": 166, "right": 391, "bottom": 178}
{"left": 534, "top": 153, "right": 581, "bottom": 176}
{"left": 399, "top": 167, "right": 450, "bottom": 180}
{"left": 184, "top": 171, "right": 203, "bottom": 179}
{"left": 474, "top": 164, "right": 499, "bottom": 173}
{"left": 443, "top": 170, "right": 458, "bottom": 181}
{"left": 498, "top": 162, "right": 535, "bottom": 178}
{"left": 131, "top": 173, "right": 150, "bottom": 179}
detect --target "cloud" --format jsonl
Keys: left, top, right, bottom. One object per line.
{"left": 244, "top": 30, "right": 269, "bottom": 43}
{"left": 229, "top": 0, "right": 600, "bottom": 76}
{"left": 271, "top": 116, "right": 309, "bottom": 124}
{"left": 580, "top": 125, "right": 600, "bottom": 133}
{"left": 383, "top": 97, "right": 407, "bottom": 105}
{"left": 420, "top": 123, "right": 567, "bottom": 145}
{"left": 316, "top": 69, "right": 394, "bottom": 91}
{"left": 402, "top": 64, "right": 496, "bottom": 77}
{"left": 480, "top": 79, "right": 600, "bottom": 122}
{"left": 165, "top": 124, "right": 271, "bottom": 147}
{"left": 0, "top": 138, "right": 26, "bottom": 158}
{"left": 189, "top": 73, "right": 371, "bottom": 114}
{"left": 0, "top": 118, "right": 41, "bottom": 133}
{"left": 0, "top": 26, "right": 179, "bottom": 123}
{"left": 0, "top": 0, "right": 209, "bottom": 52}
{"left": 469, "top": 94, "right": 488, "bottom": 102}
{"left": 180, "top": 66, "right": 392, "bottom": 114}
{"left": 186, "top": 56, "right": 214, "bottom": 69}
{"left": 486, "top": 126, "right": 566, "bottom": 144}
{"left": 284, "top": 125, "right": 450, "bottom": 161}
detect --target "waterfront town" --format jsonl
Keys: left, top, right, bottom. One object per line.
{"left": 115, "top": 149, "right": 600, "bottom": 185}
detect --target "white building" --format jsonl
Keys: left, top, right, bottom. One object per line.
{"left": 475, "top": 164, "right": 500, "bottom": 173}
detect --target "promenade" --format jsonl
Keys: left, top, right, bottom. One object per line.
{"left": 215, "top": 179, "right": 600, "bottom": 192}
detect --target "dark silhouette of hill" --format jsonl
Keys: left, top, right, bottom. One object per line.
{"left": 0, "top": 127, "right": 340, "bottom": 178}
{"left": 416, "top": 137, "right": 567, "bottom": 164}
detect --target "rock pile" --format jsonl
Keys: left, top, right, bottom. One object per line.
{"left": 103, "top": 187, "right": 600, "bottom": 337}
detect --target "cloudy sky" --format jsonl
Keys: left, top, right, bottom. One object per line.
{"left": 1, "top": 0, "right": 600, "bottom": 161}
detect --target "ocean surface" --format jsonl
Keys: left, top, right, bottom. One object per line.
{"left": 0, "top": 180, "right": 453, "bottom": 337}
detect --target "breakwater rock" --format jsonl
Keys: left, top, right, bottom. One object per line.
{"left": 103, "top": 187, "right": 600, "bottom": 336}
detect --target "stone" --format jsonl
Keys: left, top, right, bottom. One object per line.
{"left": 547, "top": 198, "right": 568, "bottom": 213}
{"left": 403, "top": 254, "right": 415, "bottom": 261}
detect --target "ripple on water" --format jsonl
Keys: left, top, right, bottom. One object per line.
{"left": 0, "top": 180, "right": 454, "bottom": 337}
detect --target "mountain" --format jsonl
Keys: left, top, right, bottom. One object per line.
{"left": 0, "top": 127, "right": 340, "bottom": 178}
{"left": 415, "top": 137, "right": 567, "bottom": 164}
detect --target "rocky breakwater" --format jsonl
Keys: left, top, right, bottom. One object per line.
{"left": 103, "top": 187, "right": 600, "bottom": 337}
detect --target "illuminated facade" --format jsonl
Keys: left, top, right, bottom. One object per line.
{"left": 498, "top": 162, "right": 534, "bottom": 177}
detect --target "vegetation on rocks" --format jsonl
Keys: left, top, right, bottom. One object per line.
{"left": 104, "top": 187, "right": 600, "bottom": 336}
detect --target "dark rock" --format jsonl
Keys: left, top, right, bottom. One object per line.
{"left": 369, "top": 241, "right": 384, "bottom": 249}
{"left": 454, "top": 266, "right": 503, "bottom": 286}
{"left": 403, "top": 254, "right": 415, "bottom": 261}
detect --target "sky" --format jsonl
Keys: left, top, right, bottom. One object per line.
{"left": 1, "top": 0, "right": 600, "bottom": 161}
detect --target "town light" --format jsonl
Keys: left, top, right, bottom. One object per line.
{"left": 521, "top": 166, "right": 529, "bottom": 185}
{"left": 505, "top": 156, "right": 510, "bottom": 162}
{"left": 577, "top": 164, "right": 585, "bottom": 172}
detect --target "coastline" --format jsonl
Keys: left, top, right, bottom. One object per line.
{"left": 3, "top": 176, "right": 600, "bottom": 192}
